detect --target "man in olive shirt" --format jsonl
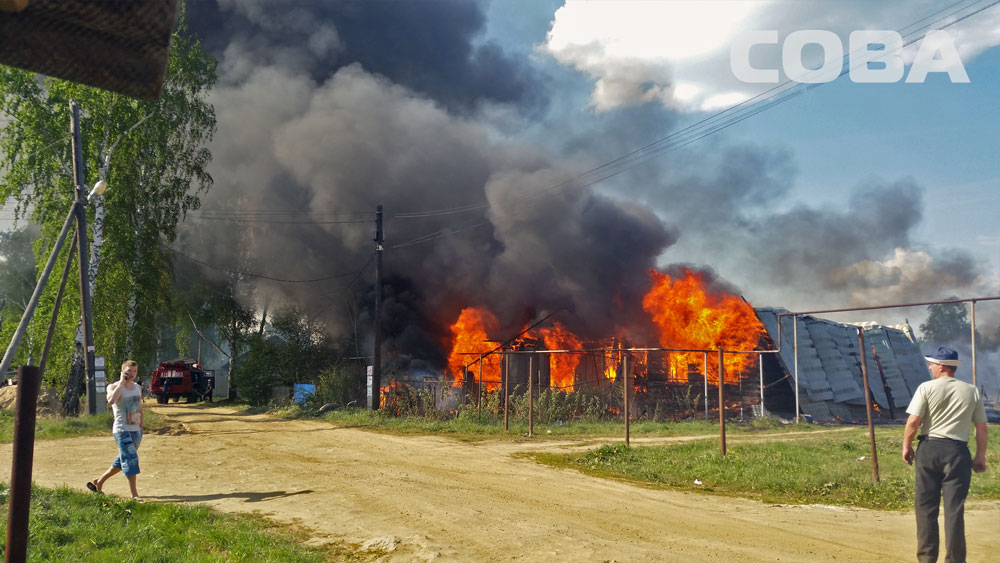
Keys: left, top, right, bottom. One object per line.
{"left": 902, "top": 347, "right": 988, "bottom": 563}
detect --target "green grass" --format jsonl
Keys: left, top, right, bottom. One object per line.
{"left": 0, "top": 484, "right": 374, "bottom": 562}
{"left": 528, "top": 424, "right": 1000, "bottom": 510}
{"left": 0, "top": 408, "right": 171, "bottom": 443}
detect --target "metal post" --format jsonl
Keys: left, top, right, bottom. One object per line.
{"left": 739, "top": 366, "right": 743, "bottom": 421}
{"left": 477, "top": 355, "right": 482, "bottom": 422}
{"left": 719, "top": 348, "right": 726, "bottom": 457}
{"left": 601, "top": 346, "right": 607, "bottom": 392}
{"left": 623, "top": 349, "right": 629, "bottom": 447}
{"left": 370, "top": 204, "right": 383, "bottom": 410}
{"left": 758, "top": 353, "right": 766, "bottom": 417}
{"left": 6, "top": 366, "right": 41, "bottom": 563}
{"left": 970, "top": 300, "right": 977, "bottom": 388}
{"left": 857, "top": 328, "right": 880, "bottom": 484}
{"left": 793, "top": 315, "right": 800, "bottom": 423}
{"left": 528, "top": 354, "right": 534, "bottom": 437}
{"left": 0, "top": 207, "right": 77, "bottom": 380}
{"left": 503, "top": 351, "right": 510, "bottom": 432}
{"left": 703, "top": 351, "right": 709, "bottom": 421}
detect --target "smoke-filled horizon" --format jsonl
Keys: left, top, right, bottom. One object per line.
{"left": 175, "top": 1, "right": 1000, "bottom": 383}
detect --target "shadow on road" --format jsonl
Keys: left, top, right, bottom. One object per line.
{"left": 147, "top": 489, "right": 314, "bottom": 503}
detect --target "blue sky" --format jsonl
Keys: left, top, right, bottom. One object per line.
{"left": 479, "top": 0, "right": 1000, "bottom": 307}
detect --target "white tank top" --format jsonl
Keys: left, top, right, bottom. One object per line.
{"left": 111, "top": 382, "right": 143, "bottom": 433}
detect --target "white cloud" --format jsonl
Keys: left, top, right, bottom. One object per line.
{"left": 541, "top": 0, "right": 1000, "bottom": 113}
{"left": 541, "top": 0, "right": 762, "bottom": 112}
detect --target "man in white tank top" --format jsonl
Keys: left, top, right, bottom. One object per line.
{"left": 87, "top": 360, "right": 144, "bottom": 501}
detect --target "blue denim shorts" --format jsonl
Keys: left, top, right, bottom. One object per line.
{"left": 111, "top": 430, "right": 142, "bottom": 477}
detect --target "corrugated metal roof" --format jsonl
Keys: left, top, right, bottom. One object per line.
{"left": 756, "top": 308, "right": 929, "bottom": 421}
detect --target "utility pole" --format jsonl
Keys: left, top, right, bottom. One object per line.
{"left": 370, "top": 205, "right": 383, "bottom": 410}
{"left": 71, "top": 101, "right": 98, "bottom": 415}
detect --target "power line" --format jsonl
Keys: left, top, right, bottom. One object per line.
{"left": 166, "top": 244, "right": 364, "bottom": 283}
{"left": 185, "top": 216, "right": 373, "bottom": 225}
{"left": 391, "top": 0, "right": 997, "bottom": 228}
{"left": 308, "top": 253, "right": 376, "bottom": 321}
{"left": 194, "top": 208, "right": 370, "bottom": 216}
{"left": 394, "top": 202, "right": 489, "bottom": 218}
{"left": 391, "top": 219, "right": 489, "bottom": 249}
{"left": 187, "top": 208, "right": 374, "bottom": 226}
{"left": 498, "top": 0, "right": 998, "bottom": 215}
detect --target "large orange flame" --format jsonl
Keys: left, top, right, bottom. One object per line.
{"left": 447, "top": 307, "right": 502, "bottom": 390}
{"left": 445, "top": 269, "right": 763, "bottom": 391}
{"left": 641, "top": 268, "right": 764, "bottom": 384}
{"left": 535, "top": 323, "right": 583, "bottom": 390}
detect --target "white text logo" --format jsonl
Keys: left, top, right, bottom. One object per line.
{"left": 731, "top": 30, "right": 969, "bottom": 84}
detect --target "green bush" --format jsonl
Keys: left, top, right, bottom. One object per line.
{"left": 287, "top": 364, "right": 365, "bottom": 412}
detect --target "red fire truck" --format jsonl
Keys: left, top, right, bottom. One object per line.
{"left": 150, "top": 359, "right": 214, "bottom": 404}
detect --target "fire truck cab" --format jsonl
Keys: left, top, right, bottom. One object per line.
{"left": 150, "top": 358, "right": 214, "bottom": 404}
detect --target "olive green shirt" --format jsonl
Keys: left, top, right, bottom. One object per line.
{"left": 906, "top": 376, "right": 987, "bottom": 442}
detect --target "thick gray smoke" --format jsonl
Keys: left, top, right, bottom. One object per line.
{"left": 177, "top": 1, "right": 998, "bottom": 378}
{"left": 177, "top": 1, "right": 673, "bottom": 371}
{"left": 185, "top": 0, "right": 547, "bottom": 114}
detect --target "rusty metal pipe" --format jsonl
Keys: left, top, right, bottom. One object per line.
{"left": 477, "top": 355, "right": 483, "bottom": 422}
{"left": 503, "top": 351, "right": 510, "bottom": 432}
{"left": 528, "top": 354, "right": 534, "bottom": 438}
{"left": 6, "top": 365, "right": 41, "bottom": 563}
{"left": 703, "top": 352, "right": 709, "bottom": 421}
{"left": 793, "top": 316, "right": 800, "bottom": 423}
{"left": 970, "top": 301, "right": 977, "bottom": 388}
{"left": 759, "top": 353, "right": 766, "bottom": 417}
{"left": 623, "top": 347, "right": 629, "bottom": 447}
{"left": 718, "top": 348, "right": 726, "bottom": 457}
{"left": 779, "top": 295, "right": 1000, "bottom": 318}
{"left": 857, "top": 328, "right": 880, "bottom": 484}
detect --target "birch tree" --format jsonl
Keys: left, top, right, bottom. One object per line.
{"left": 0, "top": 14, "right": 216, "bottom": 409}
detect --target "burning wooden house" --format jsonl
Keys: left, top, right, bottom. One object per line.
{"left": 431, "top": 265, "right": 933, "bottom": 423}
{"left": 442, "top": 268, "right": 772, "bottom": 420}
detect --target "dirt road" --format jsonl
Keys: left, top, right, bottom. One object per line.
{"left": 4, "top": 404, "right": 998, "bottom": 562}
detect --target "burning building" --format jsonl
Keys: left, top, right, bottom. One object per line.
{"left": 431, "top": 268, "right": 930, "bottom": 423}
{"left": 439, "top": 267, "right": 771, "bottom": 420}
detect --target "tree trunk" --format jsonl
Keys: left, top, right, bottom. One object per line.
{"left": 60, "top": 343, "right": 84, "bottom": 416}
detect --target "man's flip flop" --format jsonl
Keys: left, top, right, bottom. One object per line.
{"left": 86, "top": 481, "right": 102, "bottom": 494}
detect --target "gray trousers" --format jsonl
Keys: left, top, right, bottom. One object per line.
{"left": 914, "top": 437, "right": 972, "bottom": 563}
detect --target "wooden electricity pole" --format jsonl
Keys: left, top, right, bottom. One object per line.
{"left": 370, "top": 205, "right": 383, "bottom": 410}
{"left": 71, "top": 101, "right": 98, "bottom": 415}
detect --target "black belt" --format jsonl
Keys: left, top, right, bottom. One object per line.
{"left": 917, "top": 435, "right": 967, "bottom": 445}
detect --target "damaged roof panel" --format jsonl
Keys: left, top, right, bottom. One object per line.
{"left": 755, "top": 308, "right": 929, "bottom": 421}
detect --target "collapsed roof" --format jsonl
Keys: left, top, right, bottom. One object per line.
{"left": 756, "top": 308, "right": 929, "bottom": 421}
